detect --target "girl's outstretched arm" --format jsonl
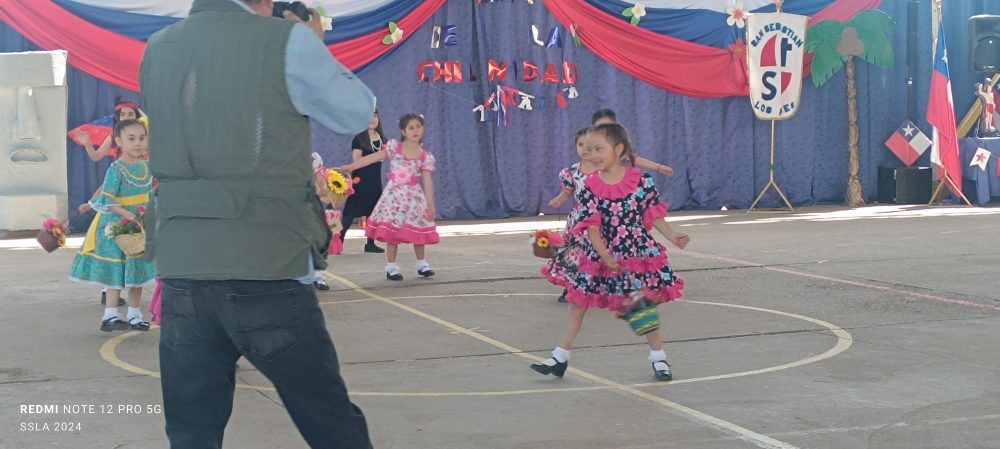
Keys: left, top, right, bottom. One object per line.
{"left": 635, "top": 156, "right": 674, "bottom": 176}
{"left": 75, "top": 133, "right": 113, "bottom": 162}
{"left": 339, "top": 150, "right": 386, "bottom": 172}
{"left": 651, "top": 219, "right": 690, "bottom": 249}
{"left": 548, "top": 190, "right": 572, "bottom": 209}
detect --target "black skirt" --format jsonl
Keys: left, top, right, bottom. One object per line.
{"left": 343, "top": 160, "right": 383, "bottom": 217}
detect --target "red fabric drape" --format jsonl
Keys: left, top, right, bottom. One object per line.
{"left": 542, "top": 0, "right": 883, "bottom": 98}
{"left": 0, "top": 0, "right": 146, "bottom": 90}
{"left": 0, "top": 0, "right": 446, "bottom": 91}
{"left": 328, "top": 0, "right": 445, "bottom": 68}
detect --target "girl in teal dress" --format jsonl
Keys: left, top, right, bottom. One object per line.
{"left": 69, "top": 119, "right": 155, "bottom": 332}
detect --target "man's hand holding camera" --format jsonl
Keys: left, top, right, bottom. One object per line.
{"left": 274, "top": 1, "right": 326, "bottom": 40}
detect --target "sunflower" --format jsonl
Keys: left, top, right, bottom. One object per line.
{"left": 326, "top": 169, "right": 349, "bottom": 195}
{"left": 536, "top": 236, "right": 550, "bottom": 248}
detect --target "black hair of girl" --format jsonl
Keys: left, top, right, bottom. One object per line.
{"left": 591, "top": 108, "right": 617, "bottom": 124}
{"left": 590, "top": 123, "right": 635, "bottom": 167}
{"left": 113, "top": 119, "right": 146, "bottom": 139}
{"left": 398, "top": 113, "right": 425, "bottom": 142}
{"left": 113, "top": 96, "right": 144, "bottom": 123}
{"left": 366, "top": 109, "right": 387, "bottom": 151}
{"left": 574, "top": 127, "right": 589, "bottom": 145}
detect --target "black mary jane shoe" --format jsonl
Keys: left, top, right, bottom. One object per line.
{"left": 313, "top": 279, "right": 331, "bottom": 291}
{"left": 417, "top": 267, "right": 435, "bottom": 278}
{"left": 652, "top": 361, "right": 672, "bottom": 381}
{"left": 386, "top": 271, "right": 404, "bottom": 281}
{"left": 557, "top": 291, "right": 568, "bottom": 303}
{"left": 364, "top": 242, "right": 386, "bottom": 253}
{"left": 128, "top": 318, "right": 150, "bottom": 331}
{"left": 530, "top": 358, "right": 568, "bottom": 378}
{"left": 100, "top": 317, "right": 128, "bottom": 332}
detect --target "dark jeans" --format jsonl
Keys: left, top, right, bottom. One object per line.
{"left": 159, "top": 279, "right": 371, "bottom": 449}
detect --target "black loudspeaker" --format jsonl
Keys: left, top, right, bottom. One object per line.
{"left": 877, "top": 166, "right": 932, "bottom": 204}
{"left": 970, "top": 15, "right": 1000, "bottom": 72}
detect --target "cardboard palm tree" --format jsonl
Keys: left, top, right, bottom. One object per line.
{"left": 807, "top": 10, "right": 896, "bottom": 207}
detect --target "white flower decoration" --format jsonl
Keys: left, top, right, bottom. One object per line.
{"left": 622, "top": 3, "right": 647, "bottom": 26}
{"left": 104, "top": 224, "right": 114, "bottom": 237}
{"left": 726, "top": 1, "right": 746, "bottom": 29}
{"left": 382, "top": 22, "right": 404, "bottom": 45}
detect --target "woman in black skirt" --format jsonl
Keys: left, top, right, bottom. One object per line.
{"left": 342, "top": 110, "right": 387, "bottom": 253}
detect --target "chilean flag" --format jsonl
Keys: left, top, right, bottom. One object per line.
{"left": 926, "top": 21, "right": 962, "bottom": 195}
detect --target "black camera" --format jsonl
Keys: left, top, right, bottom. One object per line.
{"left": 272, "top": 1, "right": 310, "bottom": 22}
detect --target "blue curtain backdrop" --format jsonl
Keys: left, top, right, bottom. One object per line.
{"left": 2, "top": 0, "right": 993, "bottom": 220}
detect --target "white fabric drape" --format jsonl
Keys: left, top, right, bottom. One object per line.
{"left": 69, "top": 0, "right": 397, "bottom": 18}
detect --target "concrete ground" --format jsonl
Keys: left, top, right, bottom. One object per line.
{"left": 1, "top": 204, "right": 999, "bottom": 449}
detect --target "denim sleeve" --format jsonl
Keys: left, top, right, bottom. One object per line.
{"left": 285, "top": 24, "right": 376, "bottom": 134}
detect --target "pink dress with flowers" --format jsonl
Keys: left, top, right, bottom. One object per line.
{"left": 365, "top": 140, "right": 439, "bottom": 245}
{"left": 542, "top": 167, "right": 683, "bottom": 312}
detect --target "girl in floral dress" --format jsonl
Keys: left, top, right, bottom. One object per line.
{"left": 340, "top": 113, "right": 438, "bottom": 281}
{"left": 70, "top": 119, "right": 156, "bottom": 332}
{"left": 533, "top": 123, "right": 690, "bottom": 381}
{"left": 547, "top": 128, "right": 593, "bottom": 302}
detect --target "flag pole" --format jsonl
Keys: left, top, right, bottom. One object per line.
{"left": 928, "top": 172, "right": 973, "bottom": 205}
{"left": 749, "top": 120, "right": 794, "bottom": 212}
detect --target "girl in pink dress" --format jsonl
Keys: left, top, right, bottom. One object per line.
{"left": 341, "top": 114, "right": 439, "bottom": 281}
{"left": 533, "top": 123, "right": 690, "bottom": 381}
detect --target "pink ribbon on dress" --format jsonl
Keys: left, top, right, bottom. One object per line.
{"left": 388, "top": 170, "right": 420, "bottom": 185}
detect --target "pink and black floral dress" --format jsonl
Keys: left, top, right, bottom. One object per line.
{"left": 543, "top": 167, "right": 684, "bottom": 312}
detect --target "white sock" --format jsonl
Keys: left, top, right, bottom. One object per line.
{"left": 649, "top": 349, "right": 667, "bottom": 363}
{"left": 128, "top": 307, "right": 143, "bottom": 322}
{"left": 416, "top": 259, "right": 430, "bottom": 270}
{"left": 103, "top": 308, "right": 118, "bottom": 321}
{"left": 548, "top": 346, "right": 571, "bottom": 364}
{"left": 386, "top": 263, "right": 400, "bottom": 274}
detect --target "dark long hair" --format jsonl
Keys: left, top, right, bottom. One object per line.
{"left": 355, "top": 109, "right": 387, "bottom": 153}
{"left": 591, "top": 108, "right": 617, "bottom": 124}
{"left": 589, "top": 123, "right": 635, "bottom": 167}
{"left": 398, "top": 113, "right": 425, "bottom": 143}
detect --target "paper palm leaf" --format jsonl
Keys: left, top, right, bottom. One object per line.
{"left": 806, "top": 20, "right": 848, "bottom": 88}
{"left": 849, "top": 9, "right": 896, "bottom": 70}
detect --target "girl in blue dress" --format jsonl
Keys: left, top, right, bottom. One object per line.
{"left": 70, "top": 120, "right": 156, "bottom": 332}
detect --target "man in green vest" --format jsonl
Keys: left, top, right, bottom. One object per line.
{"left": 140, "top": 1, "right": 376, "bottom": 447}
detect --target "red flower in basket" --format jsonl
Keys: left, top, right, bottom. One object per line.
{"left": 137, "top": 206, "right": 146, "bottom": 214}
{"left": 37, "top": 217, "right": 67, "bottom": 252}
{"left": 530, "top": 229, "right": 567, "bottom": 258}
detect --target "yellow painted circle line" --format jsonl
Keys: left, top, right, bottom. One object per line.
{"left": 100, "top": 294, "right": 851, "bottom": 397}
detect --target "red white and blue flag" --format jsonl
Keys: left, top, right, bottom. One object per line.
{"left": 884, "top": 120, "right": 931, "bottom": 166}
{"left": 926, "top": 21, "right": 962, "bottom": 194}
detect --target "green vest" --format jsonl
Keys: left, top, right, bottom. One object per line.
{"left": 140, "top": 0, "right": 329, "bottom": 280}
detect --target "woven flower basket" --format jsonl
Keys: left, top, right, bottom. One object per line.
{"left": 621, "top": 294, "right": 661, "bottom": 336}
{"left": 532, "top": 244, "right": 556, "bottom": 258}
{"left": 114, "top": 222, "right": 146, "bottom": 257}
{"left": 36, "top": 229, "right": 61, "bottom": 253}
{"left": 623, "top": 303, "right": 660, "bottom": 336}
